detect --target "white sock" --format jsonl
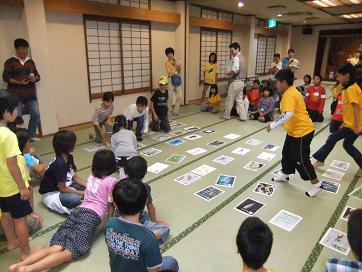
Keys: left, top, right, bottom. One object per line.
{"left": 306, "top": 181, "right": 322, "bottom": 197}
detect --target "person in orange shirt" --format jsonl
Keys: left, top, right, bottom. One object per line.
{"left": 200, "top": 84, "right": 221, "bottom": 114}
{"left": 202, "top": 53, "right": 218, "bottom": 104}
{"left": 165, "top": 47, "right": 182, "bottom": 115}
{"left": 304, "top": 74, "right": 326, "bottom": 122}
{"left": 247, "top": 79, "right": 261, "bottom": 111}
{"left": 313, "top": 63, "right": 362, "bottom": 173}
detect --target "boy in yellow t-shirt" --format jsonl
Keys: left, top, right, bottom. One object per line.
{"left": 0, "top": 90, "right": 32, "bottom": 260}
{"left": 313, "top": 64, "right": 362, "bottom": 173}
{"left": 266, "top": 69, "right": 322, "bottom": 197}
{"left": 201, "top": 52, "right": 218, "bottom": 104}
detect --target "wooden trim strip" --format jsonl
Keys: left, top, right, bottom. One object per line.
{"left": 0, "top": 0, "right": 23, "bottom": 7}
{"left": 43, "top": 0, "right": 180, "bottom": 25}
{"left": 190, "top": 16, "right": 247, "bottom": 31}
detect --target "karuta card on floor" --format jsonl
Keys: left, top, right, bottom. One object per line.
{"left": 245, "top": 139, "right": 263, "bottom": 146}
{"left": 321, "top": 179, "right": 340, "bottom": 194}
{"left": 330, "top": 160, "right": 350, "bottom": 171}
{"left": 186, "top": 147, "right": 208, "bottom": 156}
{"left": 212, "top": 155, "right": 235, "bottom": 165}
{"left": 257, "top": 152, "right": 276, "bottom": 161}
{"left": 269, "top": 209, "right": 303, "bottom": 232}
{"left": 136, "top": 143, "right": 146, "bottom": 149}
{"left": 263, "top": 143, "right": 280, "bottom": 152}
{"left": 207, "top": 140, "right": 225, "bottom": 147}
{"left": 170, "top": 129, "right": 186, "bottom": 136}
{"left": 243, "top": 161, "right": 265, "bottom": 172}
{"left": 167, "top": 139, "right": 185, "bottom": 146}
{"left": 234, "top": 198, "right": 264, "bottom": 216}
{"left": 349, "top": 187, "right": 362, "bottom": 201}
{"left": 319, "top": 228, "right": 350, "bottom": 256}
{"left": 231, "top": 147, "right": 250, "bottom": 156}
{"left": 83, "top": 144, "right": 105, "bottom": 153}
{"left": 184, "top": 126, "right": 200, "bottom": 132}
{"left": 215, "top": 174, "right": 236, "bottom": 188}
{"left": 147, "top": 162, "right": 169, "bottom": 174}
{"left": 224, "top": 133, "right": 241, "bottom": 140}
{"left": 140, "top": 148, "right": 162, "bottom": 157}
{"left": 174, "top": 172, "right": 202, "bottom": 185}
{"left": 153, "top": 134, "right": 172, "bottom": 142}
{"left": 202, "top": 129, "right": 216, "bottom": 134}
{"left": 253, "top": 182, "right": 277, "bottom": 197}
{"left": 184, "top": 134, "right": 202, "bottom": 140}
{"left": 340, "top": 206, "right": 356, "bottom": 221}
{"left": 322, "top": 169, "right": 345, "bottom": 181}
{"left": 191, "top": 164, "right": 216, "bottom": 176}
{"left": 166, "top": 154, "right": 186, "bottom": 164}
{"left": 195, "top": 185, "right": 224, "bottom": 201}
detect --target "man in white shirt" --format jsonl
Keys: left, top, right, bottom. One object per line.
{"left": 223, "top": 42, "right": 246, "bottom": 120}
{"left": 124, "top": 96, "right": 149, "bottom": 141}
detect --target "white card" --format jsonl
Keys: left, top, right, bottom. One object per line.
{"left": 330, "top": 160, "right": 350, "bottom": 171}
{"left": 253, "top": 182, "right": 277, "bottom": 197}
{"left": 147, "top": 162, "right": 169, "bottom": 174}
{"left": 174, "top": 172, "right": 202, "bottom": 185}
{"left": 191, "top": 164, "right": 216, "bottom": 176}
{"left": 322, "top": 169, "right": 345, "bottom": 181}
{"left": 340, "top": 206, "right": 356, "bottom": 222}
{"left": 245, "top": 139, "right": 263, "bottom": 146}
{"left": 184, "top": 126, "right": 200, "bottom": 132}
{"left": 263, "top": 143, "right": 280, "bottom": 152}
{"left": 234, "top": 198, "right": 265, "bottom": 216}
{"left": 257, "top": 152, "right": 276, "bottom": 161}
{"left": 243, "top": 161, "right": 265, "bottom": 172}
{"left": 184, "top": 134, "right": 202, "bottom": 140}
{"left": 321, "top": 179, "right": 341, "bottom": 194}
{"left": 83, "top": 144, "right": 105, "bottom": 153}
{"left": 319, "top": 228, "right": 350, "bottom": 256}
{"left": 153, "top": 134, "right": 172, "bottom": 142}
{"left": 195, "top": 185, "right": 224, "bottom": 201}
{"left": 232, "top": 147, "right": 250, "bottom": 156}
{"left": 213, "top": 155, "right": 235, "bottom": 165}
{"left": 269, "top": 209, "right": 303, "bottom": 232}
{"left": 186, "top": 147, "right": 207, "bottom": 156}
{"left": 136, "top": 143, "right": 146, "bottom": 149}
{"left": 224, "top": 133, "right": 241, "bottom": 140}
{"left": 141, "top": 148, "right": 162, "bottom": 157}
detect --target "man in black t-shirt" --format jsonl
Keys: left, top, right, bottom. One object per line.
{"left": 150, "top": 76, "right": 170, "bottom": 132}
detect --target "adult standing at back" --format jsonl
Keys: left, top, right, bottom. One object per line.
{"left": 223, "top": 42, "right": 247, "bottom": 120}
{"left": 282, "top": 48, "right": 300, "bottom": 73}
{"left": 2, "top": 38, "right": 41, "bottom": 141}
{"left": 165, "top": 47, "right": 182, "bottom": 115}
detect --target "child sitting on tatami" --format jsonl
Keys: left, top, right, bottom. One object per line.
{"left": 200, "top": 84, "right": 221, "bottom": 114}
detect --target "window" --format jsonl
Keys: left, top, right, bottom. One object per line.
{"left": 255, "top": 35, "right": 276, "bottom": 75}
{"left": 200, "top": 28, "right": 232, "bottom": 83}
{"left": 84, "top": 16, "right": 151, "bottom": 100}
{"left": 90, "top": 0, "right": 150, "bottom": 9}
{"left": 201, "top": 8, "right": 233, "bottom": 22}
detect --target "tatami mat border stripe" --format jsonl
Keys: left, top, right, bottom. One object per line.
{"left": 301, "top": 172, "right": 360, "bottom": 272}
{"left": 159, "top": 123, "right": 330, "bottom": 253}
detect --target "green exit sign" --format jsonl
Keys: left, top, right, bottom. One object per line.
{"left": 268, "top": 19, "right": 277, "bottom": 28}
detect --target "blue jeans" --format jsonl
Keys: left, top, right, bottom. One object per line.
{"left": 141, "top": 211, "right": 170, "bottom": 243}
{"left": 313, "top": 127, "right": 361, "bottom": 168}
{"left": 128, "top": 116, "right": 144, "bottom": 138}
{"left": 59, "top": 183, "right": 85, "bottom": 209}
{"left": 18, "top": 99, "right": 40, "bottom": 139}
{"left": 162, "top": 256, "right": 179, "bottom": 271}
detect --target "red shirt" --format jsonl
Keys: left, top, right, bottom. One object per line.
{"left": 304, "top": 85, "right": 326, "bottom": 113}
{"left": 247, "top": 88, "right": 261, "bottom": 106}
{"left": 332, "top": 94, "right": 343, "bottom": 122}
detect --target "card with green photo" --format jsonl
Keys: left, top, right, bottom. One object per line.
{"left": 166, "top": 154, "right": 186, "bottom": 164}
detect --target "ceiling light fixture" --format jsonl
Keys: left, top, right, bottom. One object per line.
{"left": 238, "top": 1, "right": 244, "bottom": 8}
{"left": 277, "top": 13, "right": 283, "bottom": 17}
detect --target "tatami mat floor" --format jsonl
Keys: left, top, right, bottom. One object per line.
{"left": 0, "top": 94, "right": 361, "bottom": 272}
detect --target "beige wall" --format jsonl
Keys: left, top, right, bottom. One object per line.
{"left": 291, "top": 23, "right": 362, "bottom": 79}
{"left": 0, "top": 1, "right": 292, "bottom": 131}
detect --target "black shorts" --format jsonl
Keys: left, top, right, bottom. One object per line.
{"left": 0, "top": 193, "right": 33, "bottom": 219}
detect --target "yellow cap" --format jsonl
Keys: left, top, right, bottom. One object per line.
{"left": 159, "top": 75, "right": 168, "bottom": 85}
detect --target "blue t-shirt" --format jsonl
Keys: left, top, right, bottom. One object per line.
{"left": 24, "top": 153, "right": 39, "bottom": 169}
{"left": 104, "top": 217, "right": 162, "bottom": 272}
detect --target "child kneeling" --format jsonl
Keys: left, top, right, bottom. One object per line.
{"left": 200, "top": 84, "right": 221, "bottom": 114}
{"left": 9, "top": 150, "right": 118, "bottom": 272}
{"left": 105, "top": 180, "right": 179, "bottom": 271}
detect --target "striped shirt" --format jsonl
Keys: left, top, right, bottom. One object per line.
{"left": 92, "top": 104, "right": 114, "bottom": 126}
{"left": 326, "top": 257, "right": 362, "bottom": 272}
{"left": 2, "top": 57, "right": 40, "bottom": 101}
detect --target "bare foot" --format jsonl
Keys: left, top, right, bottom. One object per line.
{"left": 7, "top": 240, "right": 19, "bottom": 251}
{"left": 313, "top": 160, "right": 324, "bottom": 169}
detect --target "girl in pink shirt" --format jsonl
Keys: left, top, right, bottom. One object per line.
{"left": 9, "top": 150, "right": 118, "bottom": 272}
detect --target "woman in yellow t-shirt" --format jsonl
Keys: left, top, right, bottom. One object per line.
{"left": 202, "top": 52, "right": 218, "bottom": 103}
